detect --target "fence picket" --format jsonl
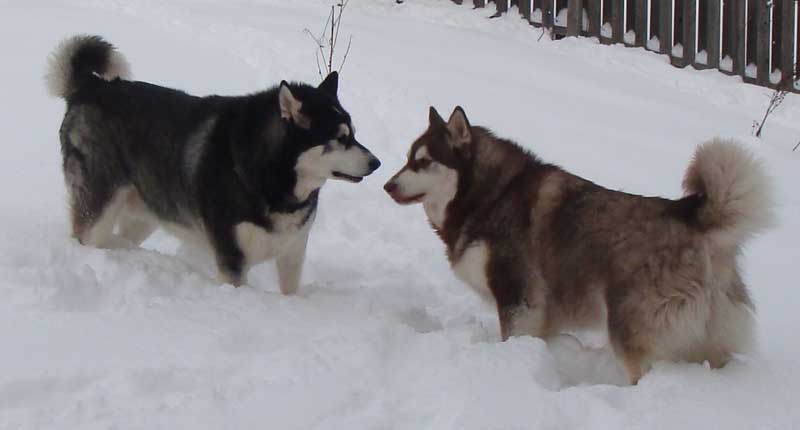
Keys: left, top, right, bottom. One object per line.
{"left": 542, "top": 0, "right": 554, "bottom": 32}
{"left": 684, "top": 0, "right": 697, "bottom": 66}
{"left": 733, "top": 0, "right": 747, "bottom": 77}
{"left": 587, "top": 0, "right": 601, "bottom": 37}
{"left": 781, "top": 0, "right": 797, "bottom": 83}
{"left": 634, "top": 0, "right": 648, "bottom": 46}
{"left": 612, "top": 0, "right": 625, "bottom": 44}
{"left": 659, "top": 0, "right": 674, "bottom": 55}
{"left": 706, "top": 0, "right": 721, "bottom": 69}
{"left": 567, "top": 0, "right": 583, "bottom": 36}
{"left": 756, "top": 1, "right": 771, "bottom": 85}
{"left": 520, "top": 0, "right": 532, "bottom": 21}
{"left": 497, "top": 0, "right": 509, "bottom": 13}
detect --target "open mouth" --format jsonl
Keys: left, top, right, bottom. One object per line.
{"left": 332, "top": 172, "right": 364, "bottom": 183}
{"left": 392, "top": 193, "right": 426, "bottom": 205}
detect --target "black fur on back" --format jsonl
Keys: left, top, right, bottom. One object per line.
{"left": 62, "top": 75, "right": 353, "bottom": 225}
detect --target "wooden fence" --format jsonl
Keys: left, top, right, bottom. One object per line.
{"left": 461, "top": 0, "right": 799, "bottom": 90}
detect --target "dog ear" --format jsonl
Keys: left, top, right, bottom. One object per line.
{"left": 428, "top": 106, "right": 446, "bottom": 129}
{"left": 279, "top": 82, "right": 310, "bottom": 128}
{"left": 446, "top": 106, "right": 471, "bottom": 147}
{"left": 318, "top": 71, "right": 338, "bottom": 97}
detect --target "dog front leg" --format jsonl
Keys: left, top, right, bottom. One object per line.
{"left": 276, "top": 230, "right": 309, "bottom": 295}
{"left": 498, "top": 302, "right": 546, "bottom": 341}
{"left": 493, "top": 270, "right": 547, "bottom": 341}
{"left": 209, "top": 225, "right": 246, "bottom": 287}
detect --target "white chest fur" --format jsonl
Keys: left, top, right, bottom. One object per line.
{"left": 235, "top": 209, "right": 314, "bottom": 266}
{"left": 452, "top": 241, "right": 494, "bottom": 303}
{"left": 422, "top": 166, "right": 458, "bottom": 229}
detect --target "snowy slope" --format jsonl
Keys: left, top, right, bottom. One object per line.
{"left": 1, "top": 0, "right": 798, "bottom": 428}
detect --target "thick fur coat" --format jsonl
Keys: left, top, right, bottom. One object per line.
{"left": 47, "top": 35, "right": 380, "bottom": 292}
{"left": 385, "top": 106, "right": 773, "bottom": 383}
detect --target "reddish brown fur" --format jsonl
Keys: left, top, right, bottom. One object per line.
{"left": 385, "top": 107, "right": 767, "bottom": 384}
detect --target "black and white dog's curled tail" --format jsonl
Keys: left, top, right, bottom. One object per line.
{"left": 682, "top": 138, "right": 775, "bottom": 249}
{"left": 45, "top": 35, "right": 131, "bottom": 99}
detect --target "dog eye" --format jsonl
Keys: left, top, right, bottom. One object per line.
{"left": 415, "top": 158, "right": 432, "bottom": 170}
{"left": 337, "top": 134, "right": 352, "bottom": 146}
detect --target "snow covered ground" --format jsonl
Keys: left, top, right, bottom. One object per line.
{"left": 1, "top": 0, "right": 799, "bottom": 428}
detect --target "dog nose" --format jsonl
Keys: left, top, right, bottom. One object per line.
{"left": 384, "top": 181, "right": 397, "bottom": 194}
{"left": 368, "top": 157, "right": 381, "bottom": 172}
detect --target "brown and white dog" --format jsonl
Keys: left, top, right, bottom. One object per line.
{"left": 384, "top": 106, "right": 774, "bottom": 384}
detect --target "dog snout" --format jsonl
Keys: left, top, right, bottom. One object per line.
{"left": 368, "top": 157, "right": 381, "bottom": 173}
{"left": 383, "top": 181, "right": 397, "bottom": 194}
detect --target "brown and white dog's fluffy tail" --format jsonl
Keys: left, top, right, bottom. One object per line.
{"left": 45, "top": 35, "right": 131, "bottom": 99}
{"left": 683, "top": 138, "right": 775, "bottom": 249}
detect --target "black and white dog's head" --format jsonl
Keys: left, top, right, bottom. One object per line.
{"left": 276, "top": 72, "right": 380, "bottom": 196}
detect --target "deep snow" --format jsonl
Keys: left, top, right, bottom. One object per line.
{"left": 0, "top": 0, "right": 798, "bottom": 428}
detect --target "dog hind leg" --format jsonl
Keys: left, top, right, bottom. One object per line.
{"left": 611, "top": 339, "right": 647, "bottom": 385}
{"left": 705, "top": 273, "right": 756, "bottom": 368}
{"left": 117, "top": 215, "right": 157, "bottom": 246}
{"left": 65, "top": 150, "right": 127, "bottom": 248}
{"left": 62, "top": 126, "right": 129, "bottom": 248}
{"left": 70, "top": 185, "right": 128, "bottom": 248}
{"left": 115, "top": 189, "right": 157, "bottom": 245}
{"left": 209, "top": 225, "right": 245, "bottom": 287}
{"left": 607, "top": 298, "right": 651, "bottom": 385}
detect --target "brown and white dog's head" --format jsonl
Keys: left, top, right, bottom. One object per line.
{"left": 383, "top": 106, "right": 473, "bottom": 225}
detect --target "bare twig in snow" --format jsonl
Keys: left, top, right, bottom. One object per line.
{"left": 303, "top": 1, "right": 353, "bottom": 80}
{"left": 338, "top": 35, "right": 353, "bottom": 74}
{"left": 754, "top": 89, "right": 788, "bottom": 138}
{"left": 328, "top": 5, "right": 335, "bottom": 73}
{"left": 753, "top": 63, "right": 798, "bottom": 139}
{"left": 333, "top": 1, "right": 348, "bottom": 55}
{"left": 303, "top": 28, "right": 327, "bottom": 79}
{"left": 537, "top": 27, "right": 547, "bottom": 42}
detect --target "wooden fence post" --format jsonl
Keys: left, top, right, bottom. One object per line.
{"left": 780, "top": 0, "right": 797, "bottom": 82}
{"left": 659, "top": 0, "right": 674, "bottom": 55}
{"left": 612, "top": 0, "right": 625, "bottom": 44}
{"left": 634, "top": 0, "right": 648, "bottom": 46}
{"left": 773, "top": 0, "right": 781, "bottom": 73}
{"left": 542, "top": 0, "right": 554, "bottom": 32}
{"left": 684, "top": 0, "right": 697, "bottom": 66}
{"left": 520, "top": 0, "right": 532, "bottom": 21}
{"left": 474, "top": 0, "right": 486, "bottom": 8}
{"left": 797, "top": 0, "right": 800, "bottom": 84}
{"left": 587, "top": 0, "right": 601, "bottom": 38}
{"left": 496, "top": 0, "right": 509, "bottom": 13}
{"left": 733, "top": 0, "right": 747, "bottom": 77}
{"left": 756, "top": 0, "right": 771, "bottom": 85}
{"left": 567, "top": 0, "right": 583, "bottom": 36}
{"left": 706, "top": 0, "right": 721, "bottom": 69}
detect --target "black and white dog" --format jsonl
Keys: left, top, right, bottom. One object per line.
{"left": 47, "top": 35, "right": 380, "bottom": 292}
